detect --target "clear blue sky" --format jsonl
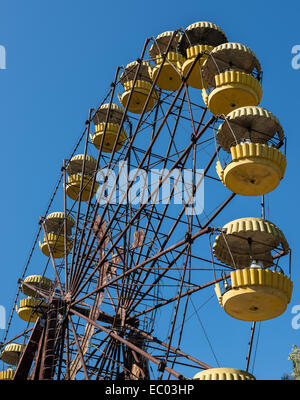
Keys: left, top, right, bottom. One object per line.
{"left": 0, "top": 0, "right": 300, "bottom": 380}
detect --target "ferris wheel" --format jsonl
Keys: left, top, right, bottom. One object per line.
{"left": 0, "top": 21, "right": 292, "bottom": 381}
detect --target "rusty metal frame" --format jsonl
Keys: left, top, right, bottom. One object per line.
{"left": 4, "top": 30, "right": 278, "bottom": 382}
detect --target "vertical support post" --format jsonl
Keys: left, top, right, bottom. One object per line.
{"left": 261, "top": 195, "right": 265, "bottom": 219}
{"left": 39, "top": 301, "right": 59, "bottom": 380}
{"left": 246, "top": 321, "right": 256, "bottom": 372}
{"left": 13, "top": 318, "right": 45, "bottom": 380}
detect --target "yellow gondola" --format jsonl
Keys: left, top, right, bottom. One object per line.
{"left": 179, "top": 21, "right": 227, "bottom": 89}
{"left": 215, "top": 106, "right": 286, "bottom": 196}
{"left": 66, "top": 154, "right": 99, "bottom": 201}
{"left": 91, "top": 103, "right": 127, "bottom": 152}
{"left": 149, "top": 31, "right": 184, "bottom": 91}
{"left": 118, "top": 61, "right": 158, "bottom": 114}
{"left": 39, "top": 232, "right": 73, "bottom": 258}
{"left": 39, "top": 212, "right": 74, "bottom": 258}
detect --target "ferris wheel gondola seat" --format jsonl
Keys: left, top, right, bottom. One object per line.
{"left": 216, "top": 142, "right": 286, "bottom": 196}
{"left": 118, "top": 80, "right": 159, "bottom": 114}
{"left": 39, "top": 233, "right": 73, "bottom": 258}
{"left": 149, "top": 31, "right": 184, "bottom": 91}
{"left": 90, "top": 123, "right": 127, "bottom": 153}
{"left": 21, "top": 275, "right": 53, "bottom": 297}
{"left": 215, "top": 268, "right": 293, "bottom": 321}
{"left": 0, "top": 369, "right": 14, "bottom": 380}
{"left": 66, "top": 154, "right": 98, "bottom": 175}
{"left": 66, "top": 174, "right": 99, "bottom": 202}
{"left": 182, "top": 45, "right": 214, "bottom": 89}
{"left": 119, "top": 61, "right": 158, "bottom": 114}
{"left": 203, "top": 71, "right": 262, "bottom": 116}
{"left": 150, "top": 52, "right": 185, "bottom": 91}
{"left": 16, "top": 297, "right": 47, "bottom": 323}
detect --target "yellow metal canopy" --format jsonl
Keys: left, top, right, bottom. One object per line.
{"left": 202, "top": 42, "right": 261, "bottom": 87}
{"left": 1, "top": 343, "right": 25, "bottom": 365}
{"left": 120, "top": 61, "right": 153, "bottom": 84}
{"left": 149, "top": 31, "right": 182, "bottom": 59}
{"left": 194, "top": 367, "right": 255, "bottom": 380}
{"left": 66, "top": 154, "right": 98, "bottom": 176}
{"left": 213, "top": 217, "right": 289, "bottom": 268}
{"left": 22, "top": 275, "right": 53, "bottom": 297}
{"left": 44, "top": 212, "right": 75, "bottom": 236}
{"left": 217, "top": 106, "right": 284, "bottom": 152}
{"left": 178, "top": 21, "right": 227, "bottom": 54}
{"left": 92, "top": 103, "right": 125, "bottom": 126}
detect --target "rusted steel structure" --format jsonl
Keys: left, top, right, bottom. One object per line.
{"left": 0, "top": 23, "right": 291, "bottom": 381}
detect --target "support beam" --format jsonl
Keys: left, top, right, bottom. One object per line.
{"left": 70, "top": 307, "right": 186, "bottom": 380}
{"left": 72, "top": 226, "right": 213, "bottom": 307}
{"left": 13, "top": 318, "right": 45, "bottom": 380}
{"left": 39, "top": 303, "right": 59, "bottom": 380}
{"left": 124, "top": 323, "right": 212, "bottom": 370}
